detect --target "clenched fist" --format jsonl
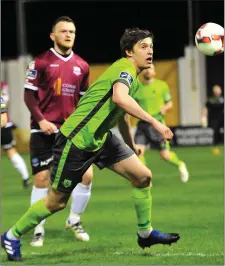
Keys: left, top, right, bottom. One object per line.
{"left": 152, "top": 119, "right": 173, "bottom": 141}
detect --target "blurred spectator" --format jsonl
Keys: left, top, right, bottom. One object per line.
{"left": 202, "top": 84, "right": 224, "bottom": 155}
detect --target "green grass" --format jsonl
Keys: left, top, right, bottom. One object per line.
{"left": 1, "top": 146, "right": 224, "bottom": 265}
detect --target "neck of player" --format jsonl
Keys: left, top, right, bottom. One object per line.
{"left": 140, "top": 77, "right": 154, "bottom": 85}
{"left": 54, "top": 45, "right": 72, "bottom": 56}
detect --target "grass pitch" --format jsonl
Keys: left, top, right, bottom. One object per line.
{"left": 1, "top": 146, "right": 224, "bottom": 265}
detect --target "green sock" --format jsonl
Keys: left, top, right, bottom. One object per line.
{"left": 139, "top": 155, "right": 147, "bottom": 166}
{"left": 12, "top": 199, "right": 52, "bottom": 238}
{"left": 168, "top": 151, "right": 182, "bottom": 167}
{"left": 131, "top": 186, "right": 152, "bottom": 231}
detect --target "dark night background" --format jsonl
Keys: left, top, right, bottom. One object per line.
{"left": 2, "top": 0, "right": 224, "bottom": 94}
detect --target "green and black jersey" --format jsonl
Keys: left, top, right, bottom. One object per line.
{"left": 60, "top": 58, "right": 139, "bottom": 151}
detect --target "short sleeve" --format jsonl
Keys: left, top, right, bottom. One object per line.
{"left": 24, "top": 59, "right": 41, "bottom": 91}
{"left": 112, "top": 69, "right": 135, "bottom": 90}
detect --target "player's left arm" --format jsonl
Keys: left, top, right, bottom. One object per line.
{"left": 161, "top": 82, "right": 173, "bottom": 115}
{"left": 79, "top": 63, "right": 90, "bottom": 99}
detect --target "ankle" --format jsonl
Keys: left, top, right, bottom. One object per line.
{"left": 138, "top": 227, "right": 153, "bottom": 238}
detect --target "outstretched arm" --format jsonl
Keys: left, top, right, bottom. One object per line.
{"left": 112, "top": 82, "right": 173, "bottom": 140}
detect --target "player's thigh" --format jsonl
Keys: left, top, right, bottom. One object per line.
{"left": 45, "top": 187, "right": 71, "bottom": 212}
{"left": 95, "top": 134, "right": 152, "bottom": 187}
{"left": 30, "top": 133, "right": 55, "bottom": 175}
{"left": 109, "top": 154, "right": 152, "bottom": 187}
{"left": 34, "top": 169, "right": 51, "bottom": 187}
{"left": 1, "top": 126, "right": 14, "bottom": 151}
{"left": 51, "top": 132, "right": 96, "bottom": 194}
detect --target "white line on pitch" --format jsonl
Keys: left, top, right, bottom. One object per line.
{"left": 112, "top": 251, "right": 222, "bottom": 257}
{"left": 24, "top": 251, "right": 222, "bottom": 257}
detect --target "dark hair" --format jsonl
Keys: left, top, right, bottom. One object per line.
{"left": 52, "top": 16, "right": 75, "bottom": 31}
{"left": 120, "top": 27, "right": 153, "bottom": 57}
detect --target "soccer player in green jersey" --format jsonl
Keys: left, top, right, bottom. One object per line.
{"left": 1, "top": 93, "right": 7, "bottom": 127}
{"left": 134, "top": 65, "right": 189, "bottom": 183}
{"left": 2, "top": 28, "right": 180, "bottom": 261}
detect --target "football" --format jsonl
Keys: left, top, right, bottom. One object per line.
{"left": 195, "top": 22, "right": 224, "bottom": 56}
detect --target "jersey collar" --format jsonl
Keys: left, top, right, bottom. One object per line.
{"left": 50, "top": 48, "right": 74, "bottom": 62}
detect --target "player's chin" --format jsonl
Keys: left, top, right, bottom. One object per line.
{"left": 62, "top": 42, "right": 73, "bottom": 49}
{"left": 144, "top": 61, "right": 152, "bottom": 68}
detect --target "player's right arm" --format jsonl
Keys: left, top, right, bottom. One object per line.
{"left": 112, "top": 82, "right": 173, "bottom": 141}
{"left": 24, "top": 60, "right": 57, "bottom": 135}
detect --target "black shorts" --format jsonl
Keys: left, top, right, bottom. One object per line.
{"left": 51, "top": 132, "right": 134, "bottom": 193}
{"left": 134, "top": 121, "right": 169, "bottom": 151}
{"left": 1, "top": 126, "right": 16, "bottom": 150}
{"left": 30, "top": 133, "right": 56, "bottom": 175}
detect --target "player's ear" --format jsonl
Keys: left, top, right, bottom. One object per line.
{"left": 125, "top": 49, "right": 133, "bottom": 57}
{"left": 50, "top": 33, "right": 55, "bottom": 42}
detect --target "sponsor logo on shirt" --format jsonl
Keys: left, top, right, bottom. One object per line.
{"left": 50, "top": 64, "right": 59, "bottom": 67}
{"left": 73, "top": 66, "right": 81, "bottom": 76}
{"left": 26, "top": 69, "right": 37, "bottom": 80}
{"left": 53, "top": 78, "right": 76, "bottom": 97}
{"left": 62, "top": 84, "right": 76, "bottom": 96}
{"left": 40, "top": 156, "right": 54, "bottom": 167}
{"left": 32, "top": 158, "right": 39, "bottom": 167}
{"left": 119, "top": 72, "right": 133, "bottom": 85}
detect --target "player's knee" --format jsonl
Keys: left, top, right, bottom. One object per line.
{"left": 160, "top": 150, "right": 170, "bottom": 161}
{"left": 136, "top": 169, "right": 152, "bottom": 188}
{"left": 82, "top": 166, "right": 93, "bottom": 185}
{"left": 45, "top": 188, "right": 70, "bottom": 213}
{"left": 46, "top": 200, "right": 67, "bottom": 213}
{"left": 34, "top": 171, "right": 50, "bottom": 188}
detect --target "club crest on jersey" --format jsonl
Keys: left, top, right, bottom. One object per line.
{"left": 73, "top": 66, "right": 81, "bottom": 76}
{"left": 26, "top": 69, "right": 37, "bottom": 80}
{"left": 63, "top": 179, "right": 72, "bottom": 188}
{"left": 119, "top": 72, "right": 133, "bottom": 85}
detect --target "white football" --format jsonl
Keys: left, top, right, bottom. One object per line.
{"left": 195, "top": 22, "right": 224, "bottom": 56}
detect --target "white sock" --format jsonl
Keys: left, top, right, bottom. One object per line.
{"left": 34, "top": 224, "right": 45, "bottom": 236}
{"left": 31, "top": 186, "right": 48, "bottom": 228}
{"left": 6, "top": 229, "right": 20, "bottom": 240}
{"left": 138, "top": 227, "right": 153, "bottom": 238}
{"left": 69, "top": 182, "right": 92, "bottom": 224}
{"left": 10, "top": 153, "right": 29, "bottom": 180}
